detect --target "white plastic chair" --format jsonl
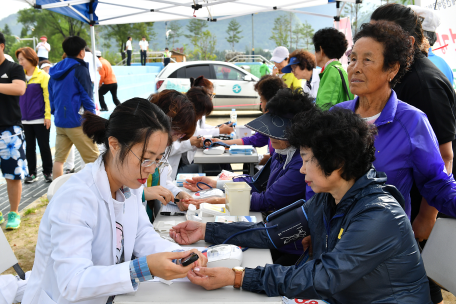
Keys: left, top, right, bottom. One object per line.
{"left": 0, "top": 229, "right": 21, "bottom": 277}
{"left": 421, "top": 218, "right": 456, "bottom": 295}
{"left": 47, "top": 173, "right": 74, "bottom": 202}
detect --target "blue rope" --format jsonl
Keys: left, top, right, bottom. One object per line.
{"left": 196, "top": 181, "right": 213, "bottom": 191}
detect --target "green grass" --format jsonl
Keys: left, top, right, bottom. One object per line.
{"left": 23, "top": 208, "right": 37, "bottom": 216}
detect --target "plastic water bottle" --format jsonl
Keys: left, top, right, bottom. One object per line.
{"left": 230, "top": 108, "right": 237, "bottom": 126}
{"left": 186, "top": 204, "right": 201, "bottom": 221}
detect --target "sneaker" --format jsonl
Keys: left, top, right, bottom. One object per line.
{"left": 0, "top": 212, "right": 4, "bottom": 225}
{"left": 44, "top": 173, "right": 53, "bottom": 183}
{"left": 24, "top": 175, "right": 38, "bottom": 183}
{"left": 64, "top": 168, "right": 75, "bottom": 174}
{"left": 6, "top": 212, "right": 21, "bottom": 230}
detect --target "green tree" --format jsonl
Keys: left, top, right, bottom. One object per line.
{"left": 16, "top": 8, "right": 91, "bottom": 62}
{"left": 301, "top": 21, "right": 314, "bottom": 51}
{"left": 225, "top": 19, "right": 243, "bottom": 51}
{"left": 1, "top": 24, "right": 17, "bottom": 55}
{"left": 190, "top": 30, "right": 217, "bottom": 60}
{"left": 270, "top": 15, "right": 290, "bottom": 48}
{"left": 168, "top": 21, "right": 183, "bottom": 49}
{"left": 292, "top": 24, "right": 303, "bottom": 50}
{"left": 185, "top": 19, "right": 208, "bottom": 39}
{"left": 100, "top": 23, "right": 156, "bottom": 61}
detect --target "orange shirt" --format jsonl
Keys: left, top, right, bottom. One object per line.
{"left": 98, "top": 57, "right": 117, "bottom": 86}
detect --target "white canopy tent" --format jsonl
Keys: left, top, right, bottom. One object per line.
{"left": 15, "top": 0, "right": 361, "bottom": 101}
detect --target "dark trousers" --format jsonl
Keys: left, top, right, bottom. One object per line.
{"left": 38, "top": 57, "right": 48, "bottom": 62}
{"left": 126, "top": 50, "right": 132, "bottom": 66}
{"left": 99, "top": 83, "right": 120, "bottom": 109}
{"left": 164, "top": 57, "right": 171, "bottom": 67}
{"left": 23, "top": 123, "right": 53, "bottom": 176}
{"left": 140, "top": 50, "right": 147, "bottom": 66}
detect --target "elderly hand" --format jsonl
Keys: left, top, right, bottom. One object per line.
{"left": 144, "top": 186, "right": 174, "bottom": 205}
{"left": 188, "top": 267, "right": 236, "bottom": 290}
{"left": 183, "top": 176, "right": 216, "bottom": 192}
{"left": 181, "top": 197, "right": 225, "bottom": 208}
{"left": 169, "top": 221, "right": 206, "bottom": 245}
{"left": 412, "top": 213, "right": 436, "bottom": 242}
{"left": 258, "top": 154, "right": 271, "bottom": 166}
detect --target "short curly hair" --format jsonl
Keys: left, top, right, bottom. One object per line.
{"left": 313, "top": 28, "right": 348, "bottom": 59}
{"left": 288, "top": 108, "right": 377, "bottom": 181}
{"left": 266, "top": 88, "right": 315, "bottom": 119}
{"left": 254, "top": 75, "right": 287, "bottom": 101}
{"left": 353, "top": 22, "right": 414, "bottom": 88}
{"left": 289, "top": 49, "right": 316, "bottom": 71}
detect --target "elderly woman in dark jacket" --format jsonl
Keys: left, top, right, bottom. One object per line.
{"left": 169, "top": 108, "right": 431, "bottom": 303}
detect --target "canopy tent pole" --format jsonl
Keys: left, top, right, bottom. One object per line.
{"left": 90, "top": 25, "right": 99, "bottom": 109}
{"left": 89, "top": 0, "right": 99, "bottom": 110}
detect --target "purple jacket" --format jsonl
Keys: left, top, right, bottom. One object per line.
{"left": 334, "top": 90, "right": 456, "bottom": 218}
{"left": 241, "top": 132, "right": 275, "bottom": 154}
{"left": 19, "top": 67, "right": 51, "bottom": 121}
{"left": 234, "top": 149, "right": 308, "bottom": 212}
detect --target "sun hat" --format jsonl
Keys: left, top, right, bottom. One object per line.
{"left": 281, "top": 56, "right": 301, "bottom": 73}
{"left": 40, "top": 35, "right": 47, "bottom": 41}
{"left": 408, "top": 5, "right": 440, "bottom": 32}
{"left": 245, "top": 112, "right": 292, "bottom": 140}
{"left": 95, "top": 50, "right": 102, "bottom": 57}
{"left": 270, "top": 46, "right": 289, "bottom": 64}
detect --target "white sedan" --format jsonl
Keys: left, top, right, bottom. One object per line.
{"left": 155, "top": 61, "right": 260, "bottom": 110}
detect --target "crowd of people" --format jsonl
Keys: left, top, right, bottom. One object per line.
{"left": 0, "top": 3, "right": 455, "bottom": 304}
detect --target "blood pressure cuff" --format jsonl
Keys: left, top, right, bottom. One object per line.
{"left": 264, "top": 199, "right": 310, "bottom": 248}
{"left": 203, "top": 138, "right": 231, "bottom": 149}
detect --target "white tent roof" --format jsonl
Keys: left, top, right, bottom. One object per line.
{"left": 17, "top": 0, "right": 356, "bottom": 25}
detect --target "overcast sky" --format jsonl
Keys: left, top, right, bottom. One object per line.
{"left": 1, "top": 1, "right": 30, "bottom": 20}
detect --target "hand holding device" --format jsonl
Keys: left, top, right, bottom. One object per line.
{"left": 146, "top": 251, "right": 197, "bottom": 280}
{"left": 178, "top": 252, "right": 199, "bottom": 266}
{"left": 169, "top": 221, "right": 206, "bottom": 245}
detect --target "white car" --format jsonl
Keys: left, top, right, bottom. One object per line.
{"left": 155, "top": 61, "right": 260, "bottom": 110}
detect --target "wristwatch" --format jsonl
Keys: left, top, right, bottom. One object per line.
{"left": 232, "top": 266, "right": 245, "bottom": 289}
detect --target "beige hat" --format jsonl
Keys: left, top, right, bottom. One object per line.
{"left": 408, "top": 5, "right": 440, "bottom": 32}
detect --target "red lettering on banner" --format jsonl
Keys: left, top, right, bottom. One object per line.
{"left": 294, "top": 300, "right": 319, "bottom": 304}
{"left": 442, "top": 34, "right": 450, "bottom": 54}
{"left": 450, "top": 29, "right": 456, "bottom": 43}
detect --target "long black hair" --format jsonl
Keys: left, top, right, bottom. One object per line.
{"left": 82, "top": 98, "right": 172, "bottom": 165}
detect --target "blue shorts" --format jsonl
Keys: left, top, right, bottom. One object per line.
{"left": 0, "top": 126, "right": 28, "bottom": 180}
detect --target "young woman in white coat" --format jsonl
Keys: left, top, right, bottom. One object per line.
{"left": 22, "top": 98, "right": 206, "bottom": 304}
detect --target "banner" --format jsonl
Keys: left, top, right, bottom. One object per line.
{"left": 420, "top": 0, "right": 456, "bottom": 88}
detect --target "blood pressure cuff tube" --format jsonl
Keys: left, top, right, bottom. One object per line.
{"left": 264, "top": 199, "right": 310, "bottom": 248}
{"left": 203, "top": 138, "right": 231, "bottom": 149}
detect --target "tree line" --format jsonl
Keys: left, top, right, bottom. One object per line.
{"left": 3, "top": 8, "right": 319, "bottom": 64}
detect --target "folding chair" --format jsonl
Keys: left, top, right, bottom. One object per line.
{"left": 47, "top": 173, "right": 74, "bottom": 201}
{"left": 0, "top": 229, "right": 25, "bottom": 280}
{"left": 421, "top": 218, "right": 456, "bottom": 295}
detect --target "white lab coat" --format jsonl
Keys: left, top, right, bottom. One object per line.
{"left": 22, "top": 157, "right": 181, "bottom": 304}
{"left": 302, "top": 68, "right": 321, "bottom": 99}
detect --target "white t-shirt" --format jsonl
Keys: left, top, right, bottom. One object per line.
{"left": 113, "top": 188, "right": 127, "bottom": 264}
{"left": 139, "top": 40, "right": 149, "bottom": 51}
{"left": 37, "top": 42, "right": 51, "bottom": 58}
{"left": 83, "top": 52, "right": 102, "bottom": 83}
{"left": 126, "top": 40, "right": 132, "bottom": 51}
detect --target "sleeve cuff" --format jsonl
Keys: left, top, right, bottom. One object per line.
{"left": 241, "top": 267, "right": 258, "bottom": 291}
{"left": 130, "top": 256, "right": 153, "bottom": 283}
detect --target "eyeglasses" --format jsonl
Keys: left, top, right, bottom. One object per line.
{"left": 130, "top": 150, "right": 167, "bottom": 169}
{"left": 208, "top": 93, "right": 216, "bottom": 99}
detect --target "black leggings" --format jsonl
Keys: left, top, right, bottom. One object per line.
{"left": 23, "top": 123, "right": 53, "bottom": 176}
